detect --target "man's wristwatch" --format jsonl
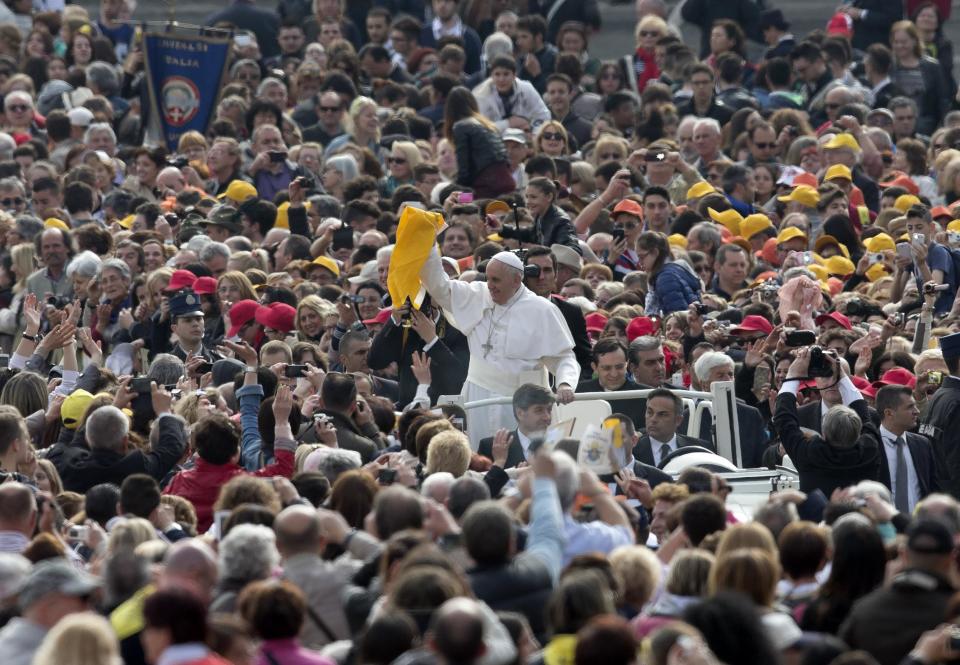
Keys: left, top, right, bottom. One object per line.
{"left": 245, "top": 365, "right": 258, "bottom": 373}
{"left": 21, "top": 332, "right": 41, "bottom": 343}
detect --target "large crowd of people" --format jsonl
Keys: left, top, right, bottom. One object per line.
{"left": 4, "top": 0, "right": 960, "bottom": 664}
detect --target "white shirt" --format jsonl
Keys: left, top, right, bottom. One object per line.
{"left": 650, "top": 434, "right": 678, "bottom": 466}
{"left": 516, "top": 429, "right": 535, "bottom": 460}
{"left": 880, "top": 424, "right": 921, "bottom": 512}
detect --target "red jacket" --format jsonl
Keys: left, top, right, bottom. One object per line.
{"left": 164, "top": 444, "right": 294, "bottom": 532}
{"left": 633, "top": 48, "right": 659, "bottom": 93}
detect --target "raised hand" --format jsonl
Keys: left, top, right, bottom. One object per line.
{"left": 411, "top": 351, "right": 432, "bottom": 385}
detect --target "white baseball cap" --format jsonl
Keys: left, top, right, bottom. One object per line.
{"left": 67, "top": 107, "right": 94, "bottom": 127}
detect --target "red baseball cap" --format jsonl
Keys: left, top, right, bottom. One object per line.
{"left": 792, "top": 172, "right": 818, "bottom": 188}
{"left": 851, "top": 375, "right": 877, "bottom": 399}
{"left": 585, "top": 312, "right": 608, "bottom": 334}
{"left": 872, "top": 367, "right": 917, "bottom": 390}
{"left": 931, "top": 205, "right": 952, "bottom": 220}
{"left": 227, "top": 299, "right": 260, "bottom": 338}
{"left": 164, "top": 269, "right": 197, "bottom": 292}
{"left": 626, "top": 316, "right": 658, "bottom": 341}
{"left": 612, "top": 199, "right": 643, "bottom": 219}
{"left": 879, "top": 173, "right": 920, "bottom": 196}
{"left": 192, "top": 276, "right": 217, "bottom": 295}
{"left": 815, "top": 311, "right": 852, "bottom": 330}
{"left": 255, "top": 302, "right": 297, "bottom": 333}
{"left": 730, "top": 315, "right": 774, "bottom": 336}
{"left": 826, "top": 12, "right": 853, "bottom": 38}
{"left": 362, "top": 308, "right": 393, "bottom": 326}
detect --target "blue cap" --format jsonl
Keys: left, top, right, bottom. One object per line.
{"left": 940, "top": 331, "right": 960, "bottom": 359}
{"left": 169, "top": 291, "right": 204, "bottom": 320}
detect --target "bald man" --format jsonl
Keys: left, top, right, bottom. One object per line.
{"left": 274, "top": 505, "right": 359, "bottom": 649}
{"left": 420, "top": 247, "right": 579, "bottom": 443}
{"left": 429, "top": 598, "right": 488, "bottom": 665}
{"left": 0, "top": 483, "right": 37, "bottom": 554}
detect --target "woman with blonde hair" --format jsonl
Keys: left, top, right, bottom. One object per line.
{"left": 107, "top": 517, "right": 159, "bottom": 553}
{"left": 714, "top": 522, "right": 778, "bottom": 560}
{"left": 296, "top": 294, "right": 332, "bottom": 343}
{"left": 32, "top": 612, "right": 122, "bottom": 665}
{"left": 216, "top": 271, "right": 258, "bottom": 312}
{"left": 325, "top": 96, "right": 381, "bottom": 159}
{"left": 628, "top": 14, "right": 667, "bottom": 93}
{"left": 592, "top": 134, "right": 629, "bottom": 167}
{"left": 35, "top": 459, "right": 64, "bottom": 495}
{"left": 535, "top": 120, "right": 571, "bottom": 158}
{"left": 382, "top": 140, "right": 422, "bottom": 197}
{"left": 177, "top": 130, "right": 209, "bottom": 164}
{"left": 0, "top": 242, "right": 35, "bottom": 343}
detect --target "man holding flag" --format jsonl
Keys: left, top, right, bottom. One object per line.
{"left": 388, "top": 206, "right": 578, "bottom": 444}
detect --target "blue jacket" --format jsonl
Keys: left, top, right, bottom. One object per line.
{"left": 650, "top": 262, "right": 702, "bottom": 315}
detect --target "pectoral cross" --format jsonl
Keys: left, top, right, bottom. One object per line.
{"left": 482, "top": 341, "right": 493, "bottom": 358}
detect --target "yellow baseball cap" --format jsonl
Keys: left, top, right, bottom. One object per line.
{"left": 686, "top": 181, "right": 716, "bottom": 200}
{"left": 807, "top": 263, "right": 829, "bottom": 281}
{"left": 947, "top": 220, "right": 960, "bottom": 233}
{"left": 311, "top": 255, "right": 340, "bottom": 277}
{"left": 864, "top": 233, "right": 895, "bottom": 253}
{"left": 894, "top": 194, "right": 922, "bottom": 212}
{"left": 116, "top": 214, "right": 136, "bottom": 230}
{"left": 823, "top": 133, "right": 861, "bottom": 152}
{"left": 217, "top": 180, "right": 258, "bottom": 204}
{"left": 824, "top": 164, "right": 853, "bottom": 181}
{"left": 814, "top": 234, "right": 851, "bottom": 259}
{"left": 668, "top": 233, "right": 688, "bottom": 249}
{"left": 707, "top": 207, "right": 743, "bottom": 235}
{"left": 776, "top": 226, "right": 808, "bottom": 245}
{"left": 61, "top": 389, "right": 94, "bottom": 430}
{"left": 44, "top": 218, "right": 69, "bottom": 231}
{"left": 865, "top": 262, "right": 889, "bottom": 282}
{"left": 740, "top": 213, "right": 773, "bottom": 240}
{"left": 824, "top": 255, "right": 855, "bottom": 277}
{"left": 777, "top": 185, "right": 820, "bottom": 207}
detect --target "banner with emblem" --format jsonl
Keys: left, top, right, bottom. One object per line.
{"left": 142, "top": 29, "right": 231, "bottom": 151}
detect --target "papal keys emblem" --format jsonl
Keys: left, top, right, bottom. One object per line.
{"left": 161, "top": 76, "right": 200, "bottom": 127}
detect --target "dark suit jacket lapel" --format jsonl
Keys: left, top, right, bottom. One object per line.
{"left": 633, "top": 436, "right": 655, "bottom": 466}
{"left": 507, "top": 431, "right": 525, "bottom": 468}
{"left": 906, "top": 433, "right": 931, "bottom": 497}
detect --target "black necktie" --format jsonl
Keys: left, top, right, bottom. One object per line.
{"left": 659, "top": 443, "right": 672, "bottom": 464}
{"left": 894, "top": 436, "right": 910, "bottom": 513}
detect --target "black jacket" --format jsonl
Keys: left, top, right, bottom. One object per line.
{"left": 600, "top": 460, "right": 672, "bottom": 491}
{"left": 551, "top": 296, "right": 591, "bottom": 380}
{"left": 873, "top": 80, "right": 906, "bottom": 111}
{"left": 452, "top": 118, "right": 510, "bottom": 188}
{"left": 850, "top": 0, "right": 903, "bottom": 52}
{"left": 893, "top": 56, "right": 951, "bottom": 135}
{"left": 674, "top": 95, "right": 734, "bottom": 126}
{"left": 535, "top": 204, "right": 580, "bottom": 254}
{"left": 920, "top": 375, "right": 960, "bottom": 497}
{"left": 368, "top": 313, "right": 469, "bottom": 407}
{"left": 633, "top": 433, "right": 713, "bottom": 468}
{"left": 840, "top": 569, "right": 954, "bottom": 665}
{"left": 576, "top": 377, "right": 648, "bottom": 430}
{"left": 853, "top": 165, "right": 881, "bottom": 213}
{"left": 683, "top": 399, "right": 769, "bottom": 469}
{"left": 49, "top": 414, "right": 187, "bottom": 493}
{"left": 317, "top": 409, "right": 378, "bottom": 463}
{"left": 788, "top": 399, "right": 881, "bottom": 435}
{"left": 773, "top": 392, "right": 881, "bottom": 497}
{"left": 469, "top": 556, "right": 554, "bottom": 642}
{"left": 876, "top": 431, "right": 940, "bottom": 500}
{"left": 478, "top": 430, "right": 526, "bottom": 469}
{"left": 560, "top": 112, "right": 592, "bottom": 151}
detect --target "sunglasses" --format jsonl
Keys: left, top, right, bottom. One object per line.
{"left": 6, "top": 105, "right": 28, "bottom": 113}
{"left": 639, "top": 30, "right": 661, "bottom": 37}
{"left": 1, "top": 198, "right": 23, "bottom": 207}
{"left": 753, "top": 142, "right": 775, "bottom": 149}
{"left": 387, "top": 156, "right": 407, "bottom": 164}
{"left": 319, "top": 106, "right": 341, "bottom": 112}
{"left": 541, "top": 132, "right": 563, "bottom": 141}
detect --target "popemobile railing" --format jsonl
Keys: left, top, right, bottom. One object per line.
{"left": 439, "top": 380, "right": 745, "bottom": 469}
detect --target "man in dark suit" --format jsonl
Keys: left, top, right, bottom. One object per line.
{"left": 339, "top": 329, "right": 399, "bottom": 404}
{"left": 368, "top": 297, "right": 469, "bottom": 408}
{"left": 865, "top": 44, "right": 905, "bottom": 111}
{"left": 773, "top": 348, "right": 881, "bottom": 497}
{"left": 791, "top": 375, "right": 880, "bottom": 436}
{"left": 577, "top": 338, "right": 647, "bottom": 429}
{"left": 874, "top": 385, "right": 940, "bottom": 513}
{"left": 478, "top": 384, "right": 555, "bottom": 469}
{"left": 525, "top": 246, "right": 592, "bottom": 380}
{"left": 685, "top": 351, "right": 768, "bottom": 468}
{"left": 635, "top": 388, "right": 714, "bottom": 468}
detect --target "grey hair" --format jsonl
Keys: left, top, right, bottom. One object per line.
{"left": 689, "top": 222, "right": 722, "bottom": 251}
{"left": 852, "top": 480, "right": 892, "bottom": 503}
{"left": 325, "top": 154, "right": 359, "bottom": 181}
{"left": 148, "top": 354, "right": 186, "bottom": 386}
{"left": 185, "top": 234, "right": 211, "bottom": 255}
{"left": 0, "top": 177, "right": 25, "bottom": 195}
{"left": 693, "top": 117, "right": 721, "bottom": 135}
{"left": 86, "top": 406, "right": 130, "bottom": 452}
{"left": 551, "top": 451, "right": 580, "bottom": 512}
{"left": 629, "top": 335, "right": 661, "bottom": 353}
{"left": 889, "top": 96, "right": 918, "bottom": 114}
{"left": 448, "top": 476, "right": 491, "bottom": 520}
{"left": 86, "top": 62, "right": 120, "bottom": 97}
{"left": 84, "top": 122, "right": 116, "bottom": 146}
{"left": 14, "top": 215, "right": 43, "bottom": 241}
{"left": 230, "top": 58, "right": 260, "bottom": 77}
{"left": 256, "top": 77, "right": 285, "bottom": 97}
{"left": 199, "top": 241, "right": 231, "bottom": 263}
{"left": 66, "top": 250, "right": 102, "bottom": 280}
{"left": 421, "top": 471, "right": 455, "bottom": 502}
{"left": 822, "top": 405, "right": 862, "bottom": 448}
{"left": 376, "top": 245, "right": 394, "bottom": 261}
{"left": 313, "top": 449, "right": 361, "bottom": 485}
{"left": 483, "top": 31, "right": 513, "bottom": 62}
{"left": 694, "top": 351, "right": 735, "bottom": 383}
{"left": 916, "top": 494, "right": 960, "bottom": 534}
{"left": 218, "top": 523, "right": 279, "bottom": 583}
{"left": 101, "top": 257, "right": 131, "bottom": 283}
{"left": 0, "top": 133, "right": 15, "bottom": 160}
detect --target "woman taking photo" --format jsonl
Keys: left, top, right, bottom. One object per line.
{"left": 636, "top": 231, "right": 702, "bottom": 315}
{"left": 524, "top": 177, "right": 580, "bottom": 251}
{"left": 890, "top": 20, "right": 950, "bottom": 135}
{"left": 444, "top": 86, "right": 514, "bottom": 198}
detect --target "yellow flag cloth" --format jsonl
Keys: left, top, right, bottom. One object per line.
{"left": 388, "top": 205, "right": 447, "bottom": 307}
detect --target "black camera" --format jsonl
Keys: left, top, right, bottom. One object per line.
{"left": 168, "top": 155, "right": 189, "bottom": 169}
{"left": 808, "top": 346, "right": 835, "bottom": 378}
{"left": 498, "top": 224, "right": 539, "bottom": 244}
{"left": 693, "top": 302, "right": 709, "bottom": 315}
{"left": 46, "top": 295, "right": 71, "bottom": 308}
{"left": 379, "top": 468, "right": 397, "bottom": 485}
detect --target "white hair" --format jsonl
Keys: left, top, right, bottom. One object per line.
{"left": 421, "top": 472, "right": 455, "bottom": 502}
{"left": 376, "top": 245, "right": 394, "bottom": 261}
{"left": 186, "top": 234, "right": 212, "bottom": 255}
{"left": 0, "top": 133, "right": 15, "bottom": 160}
{"left": 693, "top": 117, "right": 721, "bottom": 136}
{"left": 483, "top": 31, "right": 513, "bottom": 62}
{"left": 84, "top": 122, "right": 116, "bottom": 145}
{"left": 693, "top": 351, "right": 735, "bottom": 383}
{"left": 85, "top": 406, "right": 129, "bottom": 452}
{"left": 218, "top": 524, "right": 279, "bottom": 583}
{"left": 4, "top": 91, "right": 31, "bottom": 109}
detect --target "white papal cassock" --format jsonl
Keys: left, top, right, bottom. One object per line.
{"left": 420, "top": 248, "right": 580, "bottom": 445}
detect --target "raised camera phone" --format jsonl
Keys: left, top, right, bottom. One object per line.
{"left": 332, "top": 225, "right": 354, "bottom": 251}
{"left": 284, "top": 364, "right": 308, "bottom": 378}
{"left": 131, "top": 377, "right": 152, "bottom": 394}
{"left": 897, "top": 242, "right": 913, "bottom": 260}
{"left": 195, "top": 361, "right": 213, "bottom": 375}
{"left": 928, "top": 371, "right": 944, "bottom": 386}
{"left": 808, "top": 346, "right": 835, "bottom": 378}
{"left": 611, "top": 227, "right": 625, "bottom": 242}
{"left": 458, "top": 192, "right": 474, "bottom": 203}
{"left": 379, "top": 468, "right": 397, "bottom": 485}
{"left": 912, "top": 232, "right": 926, "bottom": 245}
{"left": 784, "top": 330, "right": 816, "bottom": 347}
{"left": 268, "top": 151, "right": 287, "bottom": 163}
{"left": 67, "top": 525, "right": 87, "bottom": 541}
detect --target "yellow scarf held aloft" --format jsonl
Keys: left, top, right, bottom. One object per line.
{"left": 387, "top": 205, "right": 447, "bottom": 308}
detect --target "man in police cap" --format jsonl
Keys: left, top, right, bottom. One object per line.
{"left": 922, "top": 331, "right": 960, "bottom": 497}
{"left": 168, "top": 291, "right": 222, "bottom": 372}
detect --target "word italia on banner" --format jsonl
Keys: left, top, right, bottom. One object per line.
{"left": 143, "top": 32, "right": 231, "bottom": 152}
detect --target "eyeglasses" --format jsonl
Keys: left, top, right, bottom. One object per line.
{"left": 541, "top": 132, "right": 563, "bottom": 141}
{"left": 387, "top": 156, "right": 407, "bottom": 164}
{"left": 825, "top": 103, "right": 842, "bottom": 110}
{"left": 1, "top": 198, "right": 23, "bottom": 207}
{"left": 6, "top": 105, "right": 28, "bottom": 113}
{"left": 319, "top": 106, "right": 341, "bottom": 112}
{"left": 753, "top": 142, "right": 775, "bottom": 149}
{"left": 639, "top": 30, "right": 661, "bottom": 37}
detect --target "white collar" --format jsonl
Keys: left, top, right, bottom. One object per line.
{"left": 432, "top": 15, "right": 463, "bottom": 39}
{"left": 880, "top": 424, "right": 906, "bottom": 444}
{"left": 158, "top": 644, "right": 210, "bottom": 665}
{"left": 871, "top": 77, "right": 892, "bottom": 95}
{"left": 649, "top": 433, "right": 678, "bottom": 448}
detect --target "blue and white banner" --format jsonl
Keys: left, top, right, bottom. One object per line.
{"left": 142, "top": 30, "right": 231, "bottom": 151}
